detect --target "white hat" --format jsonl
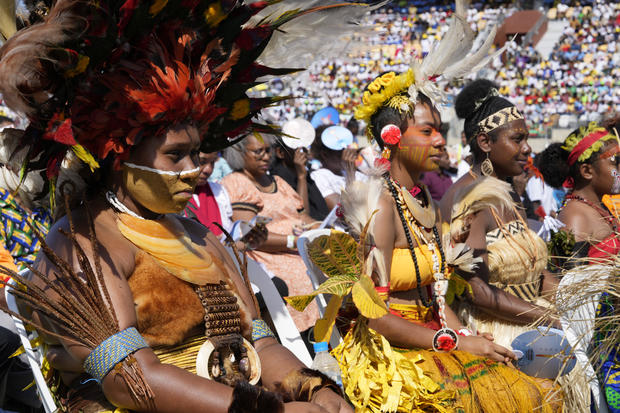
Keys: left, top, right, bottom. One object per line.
{"left": 281, "top": 118, "right": 315, "bottom": 149}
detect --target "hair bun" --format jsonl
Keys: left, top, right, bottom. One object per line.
{"left": 538, "top": 143, "right": 570, "bottom": 188}
{"left": 455, "top": 79, "right": 500, "bottom": 120}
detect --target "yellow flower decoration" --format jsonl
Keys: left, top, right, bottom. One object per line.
{"left": 65, "top": 55, "right": 90, "bottom": 78}
{"left": 149, "top": 0, "right": 168, "bottom": 16}
{"left": 354, "top": 69, "right": 415, "bottom": 126}
{"left": 229, "top": 99, "right": 250, "bottom": 120}
{"left": 205, "top": 2, "right": 226, "bottom": 27}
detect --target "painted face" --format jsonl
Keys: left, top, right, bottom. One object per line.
{"left": 122, "top": 163, "right": 200, "bottom": 213}
{"left": 123, "top": 124, "right": 200, "bottom": 214}
{"left": 593, "top": 143, "right": 620, "bottom": 195}
{"left": 395, "top": 102, "right": 445, "bottom": 172}
{"left": 487, "top": 119, "right": 531, "bottom": 178}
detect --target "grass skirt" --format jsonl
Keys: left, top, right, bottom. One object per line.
{"left": 332, "top": 317, "right": 562, "bottom": 412}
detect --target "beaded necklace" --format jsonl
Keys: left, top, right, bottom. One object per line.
{"left": 562, "top": 193, "right": 618, "bottom": 231}
{"left": 384, "top": 174, "right": 447, "bottom": 308}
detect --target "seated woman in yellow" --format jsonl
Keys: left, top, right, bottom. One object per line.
{"left": 309, "top": 42, "right": 562, "bottom": 412}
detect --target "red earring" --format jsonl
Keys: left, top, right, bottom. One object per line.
{"left": 380, "top": 124, "right": 401, "bottom": 145}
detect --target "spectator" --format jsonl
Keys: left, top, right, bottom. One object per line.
{"left": 221, "top": 134, "right": 320, "bottom": 334}
{"left": 310, "top": 125, "right": 367, "bottom": 210}
{"left": 420, "top": 150, "right": 455, "bottom": 201}
{"left": 271, "top": 130, "right": 330, "bottom": 221}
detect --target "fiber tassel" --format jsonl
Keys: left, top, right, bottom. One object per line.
{"left": 0, "top": 193, "right": 155, "bottom": 410}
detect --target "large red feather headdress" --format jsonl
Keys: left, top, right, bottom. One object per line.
{"left": 0, "top": 0, "right": 359, "bottom": 177}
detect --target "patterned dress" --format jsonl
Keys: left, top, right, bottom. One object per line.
{"left": 221, "top": 172, "right": 319, "bottom": 332}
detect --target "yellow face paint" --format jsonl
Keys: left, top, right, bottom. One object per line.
{"left": 122, "top": 162, "right": 200, "bottom": 214}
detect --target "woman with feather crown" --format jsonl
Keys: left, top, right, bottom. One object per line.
{"left": 0, "top": 0, "right": 374, "bottom": 411}
{"left": 286, "top": 1, "right": 563, "bottom": 411}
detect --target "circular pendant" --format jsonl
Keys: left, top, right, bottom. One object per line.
{"left": 196, "top": 336, "right": 261, "bottom": 385}
{"left": 432, "top": 328, "right": 459, "bottom": 352}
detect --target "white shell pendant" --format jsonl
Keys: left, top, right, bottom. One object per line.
{"left": 196, "top": 337, "right": 261, "bottom": 385}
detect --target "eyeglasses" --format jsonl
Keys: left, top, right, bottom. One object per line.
{"left": 246, "top": 147, "right": 273, "bottom": 158}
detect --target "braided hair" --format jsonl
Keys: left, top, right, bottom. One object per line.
{"left": 455, "top": 79, "right": 515, "bottom": 162}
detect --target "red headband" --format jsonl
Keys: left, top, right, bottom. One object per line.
{"left": 567, "top": 130, "right": 609, "bottom": 166}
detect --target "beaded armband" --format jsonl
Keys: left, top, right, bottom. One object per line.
{"left": 83, "top": 327, "right": 148, "bottom": 382}
{"left": 251, "top": 319, "right": 275, "bottom": 342}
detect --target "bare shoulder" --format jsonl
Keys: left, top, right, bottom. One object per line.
{"left": 558, "top": 201, "right": 599, "bottom": 241}
{"left": 35, "top": 200, "right": 136, "bottom": 282}
{"left": 439, "top": 173, "right": 473, "bottom": 220}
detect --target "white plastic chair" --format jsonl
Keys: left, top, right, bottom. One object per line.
{"left": 5, "top": 274, "right": 58, "bottom": 413}
{"left": 297, "top": 229, "right": 342, "bottom": 348}
{"left": 224, "top": 247, "right": 313, "bottom": 366}
{"left": 319, "top": 206, "right": 339, "bottom": 229}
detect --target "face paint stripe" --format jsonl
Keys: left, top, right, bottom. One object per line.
{"left": 124, "top": 162, "right": 200, "bottom": 177}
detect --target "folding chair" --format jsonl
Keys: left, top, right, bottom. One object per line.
{"left": 297, "top": 229, "right": 342, "bottom": 348}
{"left": 224, "top": 247, "right": 313, "bottom": 366}
{"left": 5, "top": 274, "right": 58, "bottom": 413}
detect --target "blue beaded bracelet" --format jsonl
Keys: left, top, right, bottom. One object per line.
{"left": 251, "top": 319, "right": 275, "bottom": 342}
{"left": 83, "top": 327, "right": 148, "bottom": 382}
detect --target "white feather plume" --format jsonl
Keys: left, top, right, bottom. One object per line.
{"left": 339, "top": 169, "right": 385, "bottom": 238}
{"left": 443, "top": 238, "right": 482, "bottom": 274}
{"left": 252, "top": 0, "right": 389, "bottom": 70}
{"left": 407, "top": 0, "right": 506, "bottom": 107}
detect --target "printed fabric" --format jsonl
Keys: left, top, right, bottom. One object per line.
{"left": 0, "top": 188, "right": 51, "bottom": 273}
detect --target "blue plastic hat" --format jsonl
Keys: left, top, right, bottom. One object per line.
{"left": 321, "top": 126, "right": 353, "bottom": 151}
{"left": 311, "top": 107, "right": 340, "bottom": 128}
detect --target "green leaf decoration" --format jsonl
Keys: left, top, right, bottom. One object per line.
{"left": 351, "top": 274, "right": 388, "bottom": 319}
{"left": 285, "top": 274, "right": 356, "bottom": 312}
{"left": 314, "top": 295, "right": 343, "bottom": 343}
{"left": 308, "top": 231, "right": 361, "bottom": 278}
{"left": 329, "top": 230, "right": 362, "bottom": 278}
{"left": 308, "top": 235, "right": 342, "bottom": 278}
{"left": 285, "top": 294, "right": 316, "bottom": 312}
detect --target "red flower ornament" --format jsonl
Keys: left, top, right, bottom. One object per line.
{"left": 380, "top": 124, "right": 401, "bottom": 145}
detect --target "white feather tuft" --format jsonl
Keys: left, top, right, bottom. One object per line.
{"left": 449, "top": 177, "right": 514, "bottom": 241}
{"left": 443, "top": 238, "right": 482, "bottom": 274}
{"left": 253, "top": 1, "right": 389, "bottom": 70}
{"left": 407, "top": 0, "right": 505, "bottom": 107}
{"left": 340, "top": 171, "right": 385, "bottom": 237}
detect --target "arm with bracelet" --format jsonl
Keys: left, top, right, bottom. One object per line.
{"left": 26, "top": 206, "right": 348, "bottom": 413}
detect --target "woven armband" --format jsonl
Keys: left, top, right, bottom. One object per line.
{"left": 251, "top": 319, "right": 275, "bottom": 342}
{"left": 83, "top": 327, "right": 149, "bottom": 382}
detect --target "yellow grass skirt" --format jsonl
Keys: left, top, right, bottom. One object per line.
{"left": 332, "top": 312, "right": 562, "bottom": 412}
